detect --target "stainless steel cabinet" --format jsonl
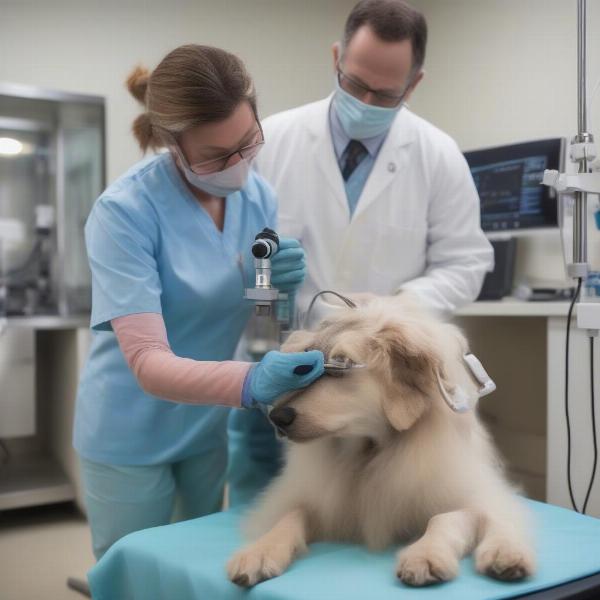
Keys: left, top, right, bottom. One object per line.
{"left": 0, "top": 83, "right": 105, "bottom": 317}
{"left": 0, "top": 328, "right": 35, "bottom": 438}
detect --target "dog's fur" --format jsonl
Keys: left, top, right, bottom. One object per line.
{"left": 227, "top": 295, "right": 535, "bottom": 587}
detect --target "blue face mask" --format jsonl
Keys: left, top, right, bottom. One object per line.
{"left": 333, "top": 80, "right": 403, "bottom": 140}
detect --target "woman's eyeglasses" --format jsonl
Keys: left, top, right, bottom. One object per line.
{"left": 168, "top": 123, "right": 265, "bottom": 175}
{"left": 189, "top": 126, "right": 265, "bottom": 174}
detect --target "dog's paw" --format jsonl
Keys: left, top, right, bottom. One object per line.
{"left": 475, "top": 539, "right": 535, "bottom": 581}
{"left": 396, "top": 544, "right": 459, "bottom": 586}
{"left": 227, "top": 545, "right": 287, "bottom": 587}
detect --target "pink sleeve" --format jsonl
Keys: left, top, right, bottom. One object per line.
{"left": 112, "top": 313, "right": 252, "bottom": 408}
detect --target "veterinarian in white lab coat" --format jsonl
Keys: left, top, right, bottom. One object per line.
{"left": 256, "top": 0, "right": 493, "bottom": 318}
{"left": 227, "top": 0, "right": 494, "bottom": 507}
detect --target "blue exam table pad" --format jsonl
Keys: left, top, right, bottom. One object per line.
{"left": 89, "top": 499, "right": 600, "bottom": 600}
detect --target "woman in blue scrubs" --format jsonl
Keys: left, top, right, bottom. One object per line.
{"left": 73, "top": 44, "right": 324, "bottom": 560}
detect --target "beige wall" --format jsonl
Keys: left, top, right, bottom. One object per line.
{"left": 409, "top": 0, "right": 600, "bottom": 152}
{"left": 0, "top": 0, "right": 355, "bottom": 183}
{"left": 409, "top": 0, "right": 600, "bottom": 284}
{"left": 2, "top": 0, "right": 598, "bottom": 282}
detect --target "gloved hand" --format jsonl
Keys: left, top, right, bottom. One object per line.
{"left": 270, "top": 238, "right": 306, "bottom": 294}
{"left": 241, "top": 350, "right": 324, "bottom": 407}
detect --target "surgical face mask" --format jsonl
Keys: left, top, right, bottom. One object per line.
{"left": 168, "top": 127, "right": 263, "bottom": 197}
{"left": 177, "top": 154, "right": 253, "bottom": 197}
{"left": 333, "top": 80, "right": 404, "bottom": 140}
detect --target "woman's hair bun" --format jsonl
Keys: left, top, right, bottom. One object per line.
{"left": 131, "top": 113, "right": 154, "bottom": 152}
{"left": 126, "top": 65, "right": 151, "bottom": 105}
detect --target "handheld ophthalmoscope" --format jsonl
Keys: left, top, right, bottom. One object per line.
{"left": 244, "top": 228, "right": 281, "bottom": 317}
{"left": 244, "top": 228, "right": 293, "bottom": 363}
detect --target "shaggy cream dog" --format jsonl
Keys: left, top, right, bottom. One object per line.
{"left": 227, "top": 295, "right": 535, "bottom": 587}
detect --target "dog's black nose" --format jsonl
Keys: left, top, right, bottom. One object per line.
{"left": 270, "top": 406, "right": 296, "bottom": 429}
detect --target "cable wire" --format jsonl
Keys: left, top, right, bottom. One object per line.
{"left": 303, "top": 290, "right": 357, "bottom": 329}
{"left": 565, "top": 277, "right": 583, "bottom": 512}
{"left": 582, "top": 335, "right": 598, "bottom": 515}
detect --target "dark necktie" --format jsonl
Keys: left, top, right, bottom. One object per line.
{"left": 341, "top": 140, "right": 368, "bottom": 181}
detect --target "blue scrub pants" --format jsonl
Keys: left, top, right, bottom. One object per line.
{"left": 80, "top": 445, "right": 227, "bottom": 560}
{"left": 226, "top": 409, "right": 283, "bottom": 507}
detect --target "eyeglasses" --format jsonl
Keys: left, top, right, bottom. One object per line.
{"left": 169, "top": 122, "right": 265, "bottom": 175}
{"left": 337, "top": 66, "right": 411, "bottom": 108}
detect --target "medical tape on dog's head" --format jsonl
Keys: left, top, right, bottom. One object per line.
{"left": 436, "top": 353, "right": 496, "bottom": 413}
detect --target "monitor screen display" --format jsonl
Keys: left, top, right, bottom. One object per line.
{"left": 464, "top": 139, "right": 564, "bottom": 233}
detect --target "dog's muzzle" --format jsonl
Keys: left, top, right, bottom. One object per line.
{"left": 269, "top": 406, "right": 296, "bottom": 435}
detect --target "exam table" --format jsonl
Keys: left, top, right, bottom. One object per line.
{"left": 88, "top": 499, "right": 600, "bottom": 599}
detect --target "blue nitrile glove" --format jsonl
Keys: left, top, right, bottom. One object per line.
{"left": 241, "top": 350, "right": 324, "bottom": 408}
{"left": 270, "top": 238, "right": 306, "bottom": 294}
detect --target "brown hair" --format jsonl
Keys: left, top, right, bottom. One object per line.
{"left": 126, "top": 44, "right": 257, "bottom": 152}
{"left": 343, "top": 0, "right": 427, "bottom": 72}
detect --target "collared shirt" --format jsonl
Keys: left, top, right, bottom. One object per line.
{"left": 328, "top": 102, "right": 388, "bottom": 217}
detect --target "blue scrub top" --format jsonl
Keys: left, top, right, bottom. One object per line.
{"left": 74, "top": 153, "right": 276, "bottom": 466}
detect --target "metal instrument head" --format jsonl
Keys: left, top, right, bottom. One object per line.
{"left": 323, "top": 356, "right": 366, "bottom": 377}
{"left": 251, "top": 228, "right": 279, "bottom": 260}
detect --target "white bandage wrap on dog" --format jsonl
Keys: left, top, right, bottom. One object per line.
{"left": 437, "top": 353, "right": 496, "bottom": 413}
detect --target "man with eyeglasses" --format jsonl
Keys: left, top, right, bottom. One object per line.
{"left": 255, "top": 0, "right": 493, "bottom": 320}
{"left": 228, "top": 0, "right": 493, "bottom": 508}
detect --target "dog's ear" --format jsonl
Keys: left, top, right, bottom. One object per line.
{"left": 282, "top": 329, "right": 315, "bottom": 353}
{"left": 373, "top": 321, "right": 442, "bottom": 431}
{"left": 383, "top": 379, "right": 428, "bottom": 431}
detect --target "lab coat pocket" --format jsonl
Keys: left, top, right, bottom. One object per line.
{"left": 370, "top": 223, "right": 428, "bottom": 294}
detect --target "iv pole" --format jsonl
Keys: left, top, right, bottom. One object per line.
{"left": 572, "top": 0, "right": 591, "bottom": 279}
{"left": 543, "top": 0, "right": 600, "bottom": 332}
{"left": 540, "top": 0, "right": 600, "bottom": 515}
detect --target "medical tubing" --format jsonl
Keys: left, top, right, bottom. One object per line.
{"left": 565, "top": 277, "right": 583, "bottom": 512}
{"left": 303, "top": 290, "right": 357, "bottom": 329}
{"left": 582, "top": 336, "right": 598, "bottom": 515}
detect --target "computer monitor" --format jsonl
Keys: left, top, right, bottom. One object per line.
{"left": 464, "top": 138, "right": 565, "bottom": 236}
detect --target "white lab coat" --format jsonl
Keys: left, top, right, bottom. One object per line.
{"left": 255, "top": 96, "right": 494, "bottom": 318}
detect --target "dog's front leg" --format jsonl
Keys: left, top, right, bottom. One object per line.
{"left": 227, "top": 509, "right": 308, "bottom": 587}
{"left": 396, "top": 509, "right": 478, "bottom": 586}
{"left": 474, "top": 511, "right": 535, "bottom": 581}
